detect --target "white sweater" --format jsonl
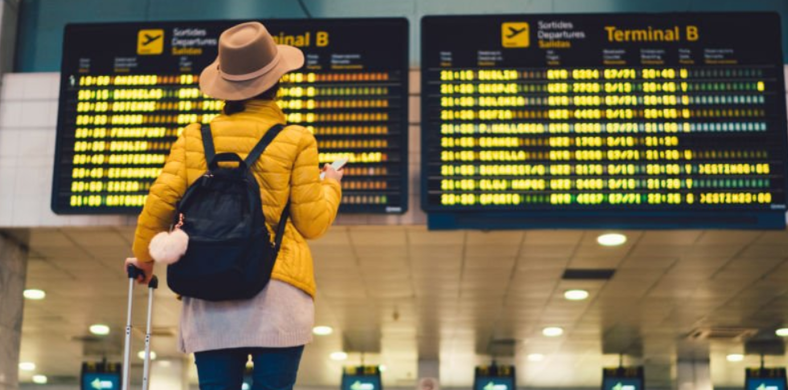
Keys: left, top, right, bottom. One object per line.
{"left": 178, "top": 280, "right": 314, "bottom": 353}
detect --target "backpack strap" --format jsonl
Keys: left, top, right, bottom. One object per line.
{"left": 273, "top": 203, "right": 290, "bottom": 252}
{"left": 200, "top": 124, "right": 216, "bottom": 164}
{"left": 245, "top": 124, "right": 285, "bottom": 166}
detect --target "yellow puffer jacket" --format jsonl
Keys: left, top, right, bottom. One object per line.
{"left": 132, "top": 99, "right": 341, "bottom": 297}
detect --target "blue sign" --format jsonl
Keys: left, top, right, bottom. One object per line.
{"left": 342, "top": 375, "right": 382, "bottom": 390}
{"left": 81, "top": 373, "right": 120, "bottom": 390}
{"left": 475, "top": 377, "right": 514, "bottom": 390}
{"left": 747, "top": 378, "right": 787, "bottom": 390}
{"left": 602, "top": 378, "right": 643, "bottom": 390}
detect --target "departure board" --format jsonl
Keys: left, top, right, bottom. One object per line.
{"left": 53, "top": 19, "right": 409, "bottom": 214}
{"left": 421, "top": 13, "right": 788, "bottom": 229}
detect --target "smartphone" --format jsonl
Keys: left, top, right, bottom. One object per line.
{"left": 320, "top": 158, "right": 348, "bottom": 180}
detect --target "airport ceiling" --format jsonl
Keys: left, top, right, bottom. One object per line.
{"left": 8, "top": 226, "right": 788, "bottom": 388}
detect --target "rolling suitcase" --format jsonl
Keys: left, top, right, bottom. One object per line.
{"left": 122, "top": 265, "right": 159, "bottom": 390}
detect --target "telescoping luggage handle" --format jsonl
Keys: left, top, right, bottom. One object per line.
{"left": 123, "top": 265, "right": 159, "bottom": 390}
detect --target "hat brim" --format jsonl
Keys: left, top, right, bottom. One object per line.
{"left": 199, "top": 44, "right": 305, "bottom": 101}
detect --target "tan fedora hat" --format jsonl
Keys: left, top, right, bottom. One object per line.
{"left": 200, "top": 22, "right": 304, "bottom": 101}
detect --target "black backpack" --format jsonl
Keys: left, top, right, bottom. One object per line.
{"left": 167, "top": 123, "right": 289, "bottom": 301}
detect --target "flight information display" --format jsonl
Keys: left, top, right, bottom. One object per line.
{"left": 746, "top": 368, "right": 787, "bottom": 390}
{"left": 602, "top": 367, "right": 643, "bottom": 390}
{"left": 421, "top": 13, "right": 788, "bottom": 229}
{"left": 53, "top": 19, "right": 409, "bottom": 214}
{"left": 474, "top": 365, "right": 516, "bottom": 390}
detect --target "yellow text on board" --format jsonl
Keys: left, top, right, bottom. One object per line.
{"left": 137, "top": 29, "right": 164, "bottom": 55}
{"left": 605, "top": 25, "right": 699, "bottom": 42}
{"left": 501, "top": 22, "right": 530, "bottom": 48}
{"left": 272, "top": 31, "right": 329, "bottom": 47}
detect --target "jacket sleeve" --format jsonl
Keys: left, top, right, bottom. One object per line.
{"left": 132, "top": 132, "right": 189, "bottom": 262}
{"left": 289, "top": 130, "right": 342, "bottom": 239}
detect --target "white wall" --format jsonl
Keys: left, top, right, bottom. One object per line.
{"left": 0, "top": 72, "right": 425, "bottom": 228}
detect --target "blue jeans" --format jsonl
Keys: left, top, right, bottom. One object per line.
{"left": 194, "top": 346, "right": 305, "bottom": 390}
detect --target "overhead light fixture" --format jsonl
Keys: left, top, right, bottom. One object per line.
{"left": 379, "top": 365, "right": 387, "bottom": 372}
{"left": 564, "top": 289, "right": 589, "bottom": 301}
{"left": 597, "top": 233, "right": 627, "bottom": 247}
{"left": 23, "top": 289, "right": 46, "bottom": 300}
{"left": 32, "top": 375, "right": 48, "bottom": 384}
{"left": 313, "top": 326, "right": 334, "bottom": 336}
{"left": 542, "top": 327, "right": 564, "bottom": 337}
{"left": 330, "top": 351, "right": 348, "bottom": 361}
{"left": 157, "top": 360, "right": 172, "bottom": 368}
{"left": 138, "top": 351, "right": 157, "bottom": 360}
{"left": 19, "top": 362, "right": 36, "bottom": 371}
{"left": 776, "top": 328, "right": 788, "bottom": 337}
{"left": 89, "top": 324, "right": 110, "bottom": 336}
{"left": 726, "top": 354, "right": 744, "bottom": 362}
{"left": 527, "top": 353, "right": 545, "bottom": 361}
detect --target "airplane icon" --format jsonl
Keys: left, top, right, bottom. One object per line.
{"left": 142, "top": 33, "right": 162, "bottom": 46}
{"left": 506, "top": 26, "right": 526, "bottom": 39}
{"left": 501, "top": 22, "right": 529, "bottom": 48}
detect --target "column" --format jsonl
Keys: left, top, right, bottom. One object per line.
{"left": 417, "top": 359, "right": 440, "bottom": 390}
{"left": 0, "top": 0, "right": 19, "bottom": 76}
{"left": 676, "top": 359, "right": 712, "bottom": 390}
{"left": 0, "top": 233, "right": 28, "bottom": 390}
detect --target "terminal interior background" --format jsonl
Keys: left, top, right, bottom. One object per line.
{"left": 1, "top": 0, "right": 788, "bottom": 389}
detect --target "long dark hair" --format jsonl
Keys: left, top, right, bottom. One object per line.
{"left": 223, "top": 83, "right": 280, "bottom": 115}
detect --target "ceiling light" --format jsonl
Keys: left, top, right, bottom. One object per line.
{"left": 242, "top": 384, "right": 250, "bottom": 390}
{"left": 776, "top": 328, "right": 788, "bottom": 337}
{"left": 564, "top": 289, "right": 589, "bottom": 301}
{"left": 138, "top": 351, "right": 157, "bottom": 360}
{"left": 330, "top": 351, "right": 348, "bottom": 361}
{"left": 542, "top": 327, "right": 564, "bottom": 337}
{"left": 726, "top": 354, "right": 744, "bottom": 362}
{"left": 597, "top": 233, "right": 627, "bottom": 246}
{"left": 89, "top": 324, "right": 110, "bottom": 336}
{"left": 313, "top": 326, "right": 333, "bottom": 336}
{"left": 32, "top": 375, "right": 48, "bottom": 384}
{"left": 157, "top": 360, "right": 172, "bottom": 368}
{"left": 19, "top": 362, "right": 36, "bottom": 371}
{"left": 379, "top": 365, "right": 387, "bottom": 372}
{"left": 23, "top": 289, "right": 46, "bottom": 300}
{"left": 527, "top": 353, "right": 545, "bottom": 361}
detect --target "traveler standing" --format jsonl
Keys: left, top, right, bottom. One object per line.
{"left": 124, "top": 21, "right": 343, "bottom": 390}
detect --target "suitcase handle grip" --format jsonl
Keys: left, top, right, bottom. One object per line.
{"left": 127, "top": 264, "right": 143, "bottom": 280}
{"left": 126, "top": 265, "right": 159, "bottom": 289}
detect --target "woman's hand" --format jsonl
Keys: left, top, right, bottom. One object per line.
{"left": 124, "top": 257, "right": 154, "bottom": 285}
{"left": 322, "top": 164, "right": 344, "bottom": 182}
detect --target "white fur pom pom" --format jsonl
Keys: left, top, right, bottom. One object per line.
{"left": 149, "top": 229, "right": 189, "bottom": 264}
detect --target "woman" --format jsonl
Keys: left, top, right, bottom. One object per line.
{"left": 125, "top": 21, "right": 343, "bottom": 390}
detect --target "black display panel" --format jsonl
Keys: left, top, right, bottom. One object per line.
{"left": 746, "top": 368, "right": 787, "bottom": 390}
{"left": 421, "top": 13, "right": 788, "bottom": 229}
{"left": 602, "top": 367, "right": 644, "bottom": 390}
{"left": 342, "top": 366, "right": 383, "bottom": 390}
{"left": 53, "top": 19, "right": 409, "bottom": 214}
{"left": 474, "top": 365, "right": 516, "bottom": 390}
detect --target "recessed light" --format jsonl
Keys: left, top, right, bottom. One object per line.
{"left": 138, "top": 350, "right": 157, "bottom": 360}
{"left": 23, "top": 289, "right": 46, "bottom": 300}
{"left": 527, "top": 353, "right": 545, "bottom": 361}
{"left": 597, "top": 233, "right": 627, "bottom": 247}
{"left": 330, "top": 351, "right": 348, "bottom": 361}
{"left": 157, "top": 360, "right": 172, "bottom": 368}
{"left": 19, "top": 362, "right": 36, "bottom": 371}
{"left": 379, "top": 365, "right": 387, "bottom": 372}
{"left": 542, "top": 327, "right": 564, "bottom": 337}
{"left": 32, "top": 375, "right": 48, "bottom": 384}
{"left": 313, "top": 326, "right": 333, "bottom": 336}
{"left": 564, "top": 289, "right": 589, "bottom": 301}
{"left": 776, "top": 328, "right": 788, "bottom": 337}
{"left": 726, "top": 354, "right": 744, "bottom": 362}
{"left": 89, "top": 324, "right": 110, "bottom": 336}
